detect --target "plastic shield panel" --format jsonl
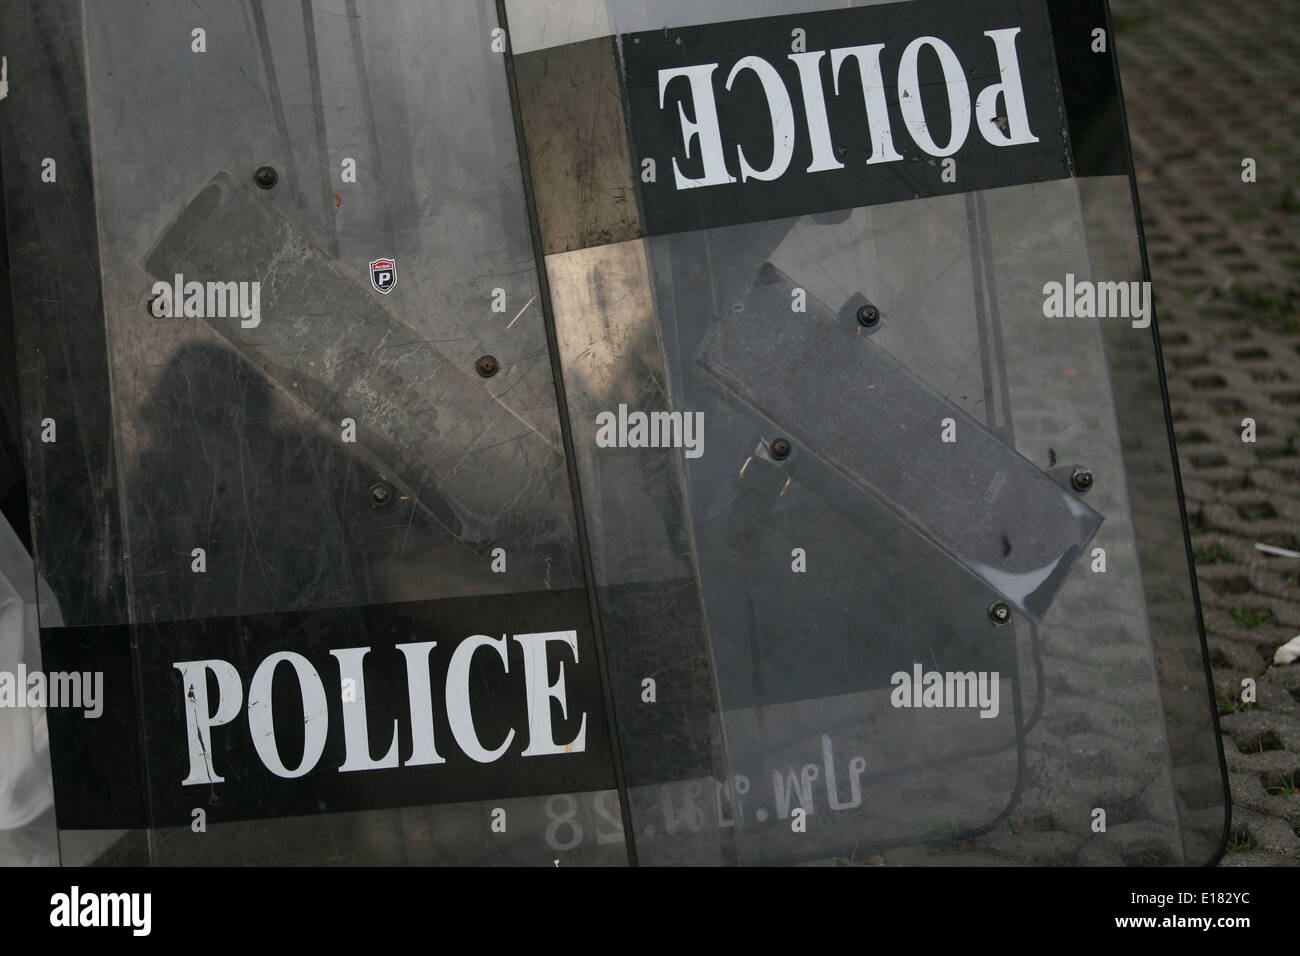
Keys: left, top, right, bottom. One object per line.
{"left": 0, "top": 0, "right": 1227, "bottom": 866}
{"left": 1, "top": 0, "right": 629, "bottom": 865}
{"left": 508, "top": 0, "right": 1227, "bottom": 865}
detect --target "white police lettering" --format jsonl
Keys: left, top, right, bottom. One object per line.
{"left": 172, "top": 630, "right": 587, "bottom": 785}
{"left": 660, "top": 27, "right": 1038, "bottom": 189}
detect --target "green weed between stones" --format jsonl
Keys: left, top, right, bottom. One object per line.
{"left": 1262, "top": 767, "right": 1298, "bottom": 796}
{"left": 1230, "top": 604, "right": 1279, "bottom": 628}
{"left": 1217, "top": 689, "right": 1261, "bottom": 716}
{"left": 1224, "top": 829, "right": 1260, "bottom": 854}
{"left": 1230, "top": 284, "right": 1300, "bottom": 335}
{"left": 1193, "top": 542, "right": 1234, "bottom": 564}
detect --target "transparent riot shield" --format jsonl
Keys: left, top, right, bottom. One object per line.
{"left": 0, "top": 0, "right": 1227, "bottom": 867}
{"left": 2, "top": 0, "right": 630, "bottom": 866}
{"left": 504, "top": 0, "right": 1227, "bottom": 865}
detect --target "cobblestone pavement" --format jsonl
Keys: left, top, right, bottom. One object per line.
{"left": 1113, "top": 0, "right": 1300, "bottom": 864}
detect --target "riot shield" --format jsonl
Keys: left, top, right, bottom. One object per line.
{"left": 2, "top": 0, "right": 629, "bottom": 867}
{"left": 0, "top": 0, "right": 1227, "bottom": 866}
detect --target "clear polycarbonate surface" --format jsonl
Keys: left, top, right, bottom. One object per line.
{"left": 519, "top": 0, "right": 1227, "bottom": 865}
{"left": 6, "top": 0, "right": 628, "bottom": 866}
{"left": 0, "top": 0, "right": 1226, "bottom": 866}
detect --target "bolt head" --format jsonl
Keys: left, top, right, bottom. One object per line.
{"left": 857, "top": 303, "right": 881, "bottom": 327}
{"left": 770, "top": 437, "right": 792, "bottom": 460}
{"left": 475, "top": 354, "right": 500, "bottom": 378}
{"left": 369, "top": 481, "right": 393, "bottom": 506}
{"left": 254, "top": 165, "right": 278, "bottom": 189}
{"left": 1070, "top": 468, "right": 1093, "bottom": 493}
{"left": 988, "top": 601, "right": 1011, "bottom": 625}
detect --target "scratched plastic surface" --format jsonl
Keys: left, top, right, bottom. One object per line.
{"left": 17, "top": 0, "right": 627, "bottom": 867}
{"left": 1, "top": 0, "right": 1227, "bottom": 866}
{"left": 522, "top": 0, "right": 1227, "bottom": 865}
{"left": 85, "top": 3, "right": 583, "bottom": 623}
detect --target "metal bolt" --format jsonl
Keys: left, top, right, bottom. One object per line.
{"left": 770, "top": 437, "right": 792, "bottom": 460}
{"left": 369, "top": 480, "right": 393, "bottom": 507}
{"left": 857, "top": 303, "right": 880, "bottom": 327}
{"left": 1070, "top": 468, "right": 1093, "bottom": 493}
{"left": 988, "top": 601, "right": 1011, "bottom": 626}
{"left": 475, "top": 354, "right": 500, "bottom": 378}
{"left": 254, "top": 165, "right": 278, "bottom": 189}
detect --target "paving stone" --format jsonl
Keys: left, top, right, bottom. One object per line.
{"left": 1112, "top": 0, "right": 1300, "bottom": 864}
